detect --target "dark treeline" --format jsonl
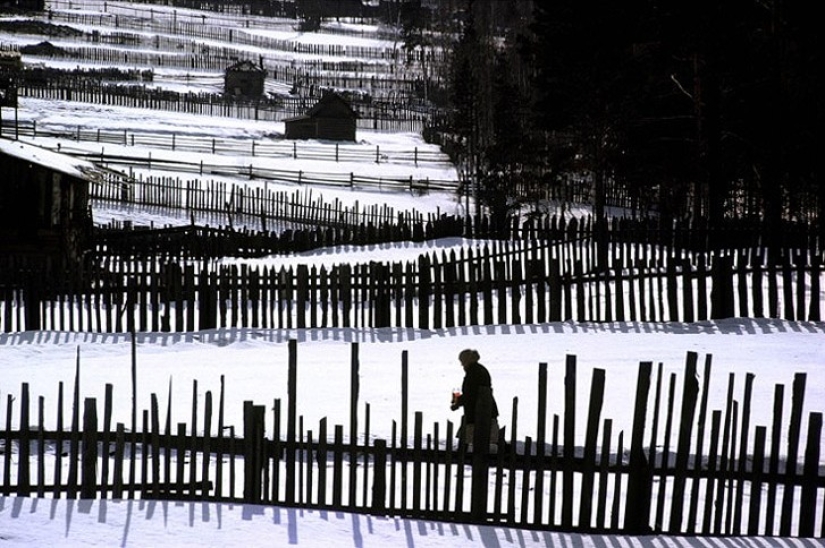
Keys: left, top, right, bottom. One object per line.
{"left": 431, "top": 0, "right": 822, "bottom": 246}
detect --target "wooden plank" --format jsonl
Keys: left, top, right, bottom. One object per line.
{"left": 548, "top": 414, "right": 559, "bottom": 527}
{"left": 113, "top": 423, "right": 125, "bottom": 499}
{"left": 713, "top": 373, "right": 736, "bottom": 534}
{"left": 737, "top": 249, "right": 749, "bottom": 317}
{"left": 36, "top": 396, "right": 45, "bottom": 498}
{"left": 732, "top": 373, "right": 754, "bottom": 534}
{"left": 68, "top": 353, "right": 81, "bottom": 499}
{"left": 175, "top": 423, "right": 186, "bottom": 499}
{"left": 202, "top": 391, "right": 213, "bottom": 500}
{"left": 349, "top": 342, "right": 360, "bottom": 508}
{"left": 765, "top": 383, "right": 785, "bottom": 534}
{"left": 561, "top": 355, "right": 576, "bottom": 528}
{"left": 505, "top": 397, "right": 518, "bottom": 523}
{"left": 610, "top": 431, "right": 624, "bottom": 531}
{"left": 655, "top": 373, "right": 676, "bottom": 532}
{"left": 150, "top": 394, "right": 161, "bottom": 496}
{"left": 372, "top": 439, "right": 387, "bottom": 512}
{"left": 578, "top": 368, "right": 605, "bottom": 529}
{"left": 614, "top": 265, "right": 625, "bottom": 322}
{"left": 682, "top": 258, "right": 694, "bottom": 323}
{"left": 781, "top": 255, "right": 794, "bottom": 320}
{"left": 432, "top": 256, "right": 443, "bottom": 330}
{"left": 520, "top": 436, "right": 532, "bottom": 525}
{"left": 17, "top": 383, "right": 31, "bottom": 496}
{"left": 780, "top": 373, "right": 806, "bottom": 536}
{"left": 624, "top": 361, "right": 652, "bottom": 534}
{"left": 724, "top": 401, "right": 739, "bottom": 534}
{"left": 400, "top": 350, "right": 409, "bottom": 510}
{"left": 443, "top": 421, "right": 454, "bottom": 515}
{"left": 3, "top": 395, "right": 13, "bottom": 496}
{"left": 54, "top": 383, "right": 64, "bottom": 498}
{"left": 596, "top": 418, "right": 612, "bottom": 529}
{"left": 549, "top": 259, "right": 562, "bottom": 322}
{"left": 189, "top": 380, "right": 199, "bottom": 500}
{"left": 418, "top": 257, "right": 430, "bottom": 329}
{"left": 747, "top": 426, "right": 767, "bottom": 535}
{"left": 668, "top": 351, "right": 700, "bottom": 532}
{"left": 285, "top": 338, "right": 297, "bottom": 504}
{"left": 412, "top": 412, "right": 423, "bottom": 513}
{"left": 687, "top": 354, "right": 713, "bottom": 528}
{"left": 798, "top": 412, "right": 821, "bottom": 537}
{"left": 533, "top": 362, "right": 548, "bottom": 525}
{"left": 702, "top": 410, "right": 722, "bottom": 533}
{"left": 752, "top": 250, "right": 764, "bottom": 318}
{"left": 164, "top": 378, "right": 174, "bottom": 498}
{"left": 140, "top": 410, "right": 149, "bottom": 499}
{"left": 332, "top": 424, "right": 344, "bottom": 507}
{"left": 80, "top": 398, "right": 98, "bottom": 499}
{"left": 809, "top": 254, "right": 821, "bottom": 321}
{"left": 99, "top": 384, "right": 113, "bottom": 498}
{"left": 317, "top": 418, "right": 328, "bottom": 506}
{"left": 696, "top": 254, "right": 708, "bottom": 320}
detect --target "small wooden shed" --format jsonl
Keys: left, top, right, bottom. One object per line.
{"left": 224, "top": 59, "right": 267, "bottom": 97}
{"left": 0, "top": 138, "right": 103, "bottom": 272}
{"left": 284, "top": 92, "right": 357, "bottom": 141}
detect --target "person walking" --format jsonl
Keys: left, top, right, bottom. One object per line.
{"left": 450, "top": 349, "right": 500, "bottom": 452}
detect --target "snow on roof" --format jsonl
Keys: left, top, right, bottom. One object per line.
{"left": 0, "top": 137, "right": 105, "bottom": 182}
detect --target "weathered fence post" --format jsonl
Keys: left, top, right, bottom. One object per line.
{"left": 799, "top": 411, "right": 822, "bottom": 537}
{"left": 243, "top": 401, "right": 266, "bottom": 503}
{"left": 470, "top": 385, "right": 493, "bottom": 521}
{"left": 285, "top": 339, "right": 297, "bottom": 504}
{"left": 80, "top": 397, "right": 98, "bottom": 499}
{"left": 624, "top": 361, "right": 653, "bottom": 534}
{"left": 668, "top": 352, "right": 700, "bottom": 532}
{"left": 711, "top": 253, "right": 735, "bottom": 319}
{"left": 371, "top": 439, "right": 387, "bottom": 512}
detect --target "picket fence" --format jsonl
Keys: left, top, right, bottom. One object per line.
{"left": 1, "top": 237, "right": 821, "bottom": 333}
{"left": 0, "top": 342, "right": 822, "bottom": 536}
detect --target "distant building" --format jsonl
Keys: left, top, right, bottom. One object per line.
{"left": 284, "top": 92, "right": 357, "bottom": 141}
{"left": 224, "top": 59, "right": 267, "bottom": 97}
{"left": 0, "top": 0, "right": 45, "bottom": 11}
{"left": 0, "top": 138, "right": 106, "bottom": 273}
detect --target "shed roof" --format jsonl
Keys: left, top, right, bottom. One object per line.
{"left": 225, "top": 59, "right": 266, "bottom": 73}
{"left": 0, "top": 138, "right": 108, "bottom": 182}
{"left": 284, "top": 93, "right": 357, "bottom": 123}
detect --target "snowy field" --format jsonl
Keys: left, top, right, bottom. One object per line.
{"left": 2, "top": 2, "right": 825, "bottom": 545}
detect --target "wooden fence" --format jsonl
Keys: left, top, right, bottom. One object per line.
{"left": 1, "top": 238, "right": 821, "bottom": 333}
{"left": 14, "top": 82, "right": 428, "bottom": 131}
{"left": 1, "top": 343, "right": 823, "bottom": 536}
{"left": 87, "top": 174, "right": 458, "bottom": 234}
{"left": 8, "top": 119, "right": 450, "bottom": 168}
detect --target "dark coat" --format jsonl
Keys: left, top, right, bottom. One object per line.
{"left": 455, "top": 362, "right": 499, "bottom": 424}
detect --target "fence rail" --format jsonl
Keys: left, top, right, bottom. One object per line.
{"left": 1, "top": 343, "right": 823, "bottom": 536}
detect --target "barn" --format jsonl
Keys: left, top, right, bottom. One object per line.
{"left": 0, "top": 138, "right": 106, "bottom": 274}
{"left": 284, "top": 92, "right": 357, "bottom": 141}
{"left": 223, "top": 59, "right": 266, "bottom": 97}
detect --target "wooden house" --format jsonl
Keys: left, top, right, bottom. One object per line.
{"left": 0, "top": 138, "right": 105, "bottom": 274}
{"left": 0, "top": 0, "right": 45, "bottom": 10}
{"left": 284, "top": 92, "right": 357, "bottom": 141}
{"left": 224, "top": 59, "right": 267, "bottom": 97}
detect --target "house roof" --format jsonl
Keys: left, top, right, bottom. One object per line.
{"left": 284, "top": 93, "right": 358, "bottom": 123}
{"left": 225, "top": 59, "right": 266, "bottom": 73}
{"left": 0, "top": 137, "right": 109, "bottom": 182}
